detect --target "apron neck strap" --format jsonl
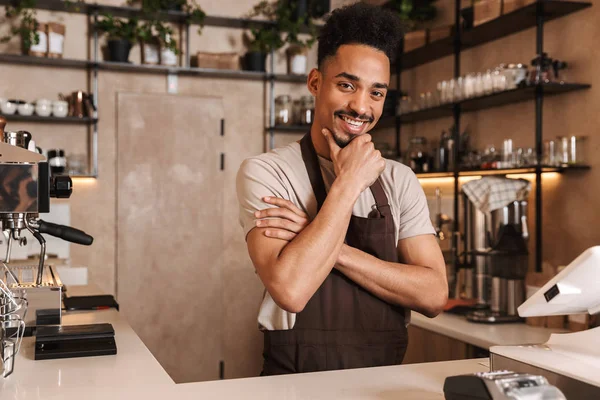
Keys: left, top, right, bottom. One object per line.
{"left": 300, "top": 132, "right": 390, "bottom": 214}
{"left": 300, "top": 132, "right": 328, "bottom": 210}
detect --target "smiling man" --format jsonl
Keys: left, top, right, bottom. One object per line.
{"left": 236, "top": 3, "right": 448, "bottom": 376}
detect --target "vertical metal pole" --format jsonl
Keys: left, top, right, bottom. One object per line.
{"left": 269, "top": 50, "right": 275, "bottom": 150}
{"left": 395, "top": 39, "right": 403, "bottom": 158}
{"left": 92, "top": 10, "right": 99, "bottom": 177}
{"left": 535, "top": 0, "right": 544, "bottom": 272}
{"left": 185, "top": 23, "right": 191, "bottom": 68}
{"left": 452, "top": 0, "right": 462, "bottom": 269}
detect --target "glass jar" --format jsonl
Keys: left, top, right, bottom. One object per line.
{"left": 275, "top": 95, "right": 292, "bottom": 125}
{"left": 557, "top": 135, "right": 587, "bottom": 165}
{"left": 407, "top": 137, "right": 429, "bottom": 173}
{"left": 299, "top": 95, "right": 314, "bottom": 125}
{"left": 67, "top": 153, "right": 88, "bottom": 175}
{"left": 463, "top": 73, "right": 476, "bottom": 99}
{"left": 499, "top": 63, "right": 528, "bottom": 89}
{"left": 398, "top": 95, "right": 412, "bottom": 114}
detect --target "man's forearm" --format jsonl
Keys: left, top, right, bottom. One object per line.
{"left": 336, "top": 244, "right": 448, "bottom": 317}
{"left": 272, "top": 177, "right": 359, "bottom": 308}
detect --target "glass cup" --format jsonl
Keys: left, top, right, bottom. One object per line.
{"left": 543, "top": 140, "right": 558, "bottom": 166}
{"left": 558, "top": 135, "right": 587, "bottom": 165}
{"left": 483, "top": 70, "right": 494, "bottom": 95}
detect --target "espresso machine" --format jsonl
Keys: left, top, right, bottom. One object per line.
{"left": 461, "top": 178, "right": 530, "bottom": 323}
{"left": 0, "top": 117, "right": 93, "bottom": 376}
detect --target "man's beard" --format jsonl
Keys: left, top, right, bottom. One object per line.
{"left": 332, "top": 130, "right": 352, "bottom": 148}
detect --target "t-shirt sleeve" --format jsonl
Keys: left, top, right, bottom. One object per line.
{"left": 397, "top": 170, "right": 436, "bottom": 241}
{"left": 236, "top": 158, "right": 289, "bottom": 240}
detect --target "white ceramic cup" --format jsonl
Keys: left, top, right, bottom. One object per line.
{"left": 52, "top": 100, "right": 69, "bottom": 118}
{"left": 35, "top": 99, "right": 52, "bottom": 117}
{"left": 1, "top": 100, "right": 18, "bottom": 115}
{"left": 17, "top": 102, "right": 35, "bottom": 116}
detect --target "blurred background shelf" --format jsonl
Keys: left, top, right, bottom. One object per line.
{"left": 0, "top": 114, "right": 97, "bottom": 124}
{"left": 395, "top": 0, "right": 591, "bottom": 70}
{"left": 415, "top": 165, "right": 590, "bottom": 179}
{"left": 375, "top": 82, "right": 591, "bottom": 126}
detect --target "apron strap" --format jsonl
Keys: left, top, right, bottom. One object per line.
{"left": 300, "top": 131, "right": 391, "bottom": 217}
{"left": 300, "top": 132, "right": 328, "bottom": 211}
{"left": 369, "top": 178, "right": 393, "bottom": 218}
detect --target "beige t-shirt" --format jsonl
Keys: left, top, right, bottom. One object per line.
{"left": 236, "top": 141, "right": 436, "bottom": 331}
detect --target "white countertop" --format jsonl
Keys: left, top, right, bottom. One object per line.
{"left": 1, "top": 309, "right": 174, "bottom": 397}
{"left": 410, "top": 311, "right": 567, "bottom": 349}
{"left": 2, "top": 307, "right": 488, "bottom": 399}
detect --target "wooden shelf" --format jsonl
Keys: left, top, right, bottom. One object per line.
{"left": 0, "top": 54, "right": 311, "bottom": 82}
{"left": 272, "top": 74, "right": 308, "bottom": 83}
{"left": 415, "top": 165, "right": 590, "bottom": 179}
{"left": 0, "top": 53, "right": 90, "bottom": 69}
{"left": 71, "top": 174, "right": 98, "bottom": 178}
{"left": 0, "top": 114, "right": 97, "bottom": 124}
{"left": 95, "top": 61, "right": 267, "bottom": 80}
{"left": 381, "top": 82, "right": 591, "bottom": 125}
{"left": 396, "top": 1, "right": 591, "bottom": 70}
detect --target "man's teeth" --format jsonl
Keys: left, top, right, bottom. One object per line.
{"left": 342, "top": 116, "right": 365, "bottom": 127}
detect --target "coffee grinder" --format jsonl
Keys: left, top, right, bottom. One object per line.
{"left": 461, "top": 178, "right": 531, "bottom": 323}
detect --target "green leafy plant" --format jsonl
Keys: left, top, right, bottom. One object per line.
{"left": 128, "top": 0, "right": 206, "bottom": 35}
{"left": 96, "top": 14, "right": 138, "bottom": 42}
{"left": 1, "top": 0, "right": 40, "bottom": 52}
{"left": 389, "top": 0, "right": 438, "bottom": 31}
{"left": 244, "top": 25, "right": 284, "bottom": 54}
{"left": 63, "top": 0, "right": 86, "bottom": 13}
{"left": 245, "top": 0, "right": 318, "bottom": 54}
{"left": 154, "top": 21, "right": 178, "bottom": 54}
{"left": 136, "top": 20, "right": 157, "bottom": 43}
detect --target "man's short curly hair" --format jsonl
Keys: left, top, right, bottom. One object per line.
{"left": 317, "top": 3, "right": 403, "bottom": 69}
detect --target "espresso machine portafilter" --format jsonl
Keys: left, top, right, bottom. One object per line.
{"left": 0, "top": 117, "right": 93, "bottom": 327}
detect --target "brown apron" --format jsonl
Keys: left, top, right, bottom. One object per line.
{"left": 261, "top": 133, "right": 408, "bottom": 375}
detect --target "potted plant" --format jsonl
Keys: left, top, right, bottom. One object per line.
{"left": 244, "top": 0, "right": 317, "bottom": 73}
{"left": 280, "top": 1, "right": 317, "bottom": 75}
{"left": 96, "top": 14, "right": 138, "bottom": 63}
{"left": 2, "top": 0, "right": 85, "bottom": 55}
{"left": 137, "top": 21, "right": 161, "bottom": 65}
{"left": 128, "top": 0, "right": 206, "bottom": 34}
{"left": 1, "top": 0, "right": 42, "bottom": 55}
{"left": 390, "top": 0, "right": 438, "bottom": 31}
{"left": 155, "top": 22, "right": 179, "bottom": 66}
{"left": 242, "top": 27, "right": 284, "bottom": 72}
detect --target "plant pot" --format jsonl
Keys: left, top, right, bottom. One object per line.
{"left": 107, "top": 39, "right": 132, "bottom": 63}
{"left": 243, "top": 51, "right": 267, "bottom": 72}
{"left": 22, "top": 22, "right": 48, "bottom": 57}
{"left": 141, "top": 41, "right": 161, "bottom": 65}
{"left": 286, "top": 46, "right": 308, "bottom": 75}
{"left": 161, "top": 48, "right": 178, "bottom": 66}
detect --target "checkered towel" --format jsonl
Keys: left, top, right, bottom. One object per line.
{"left": 462, "top": 177, "right": 531, "bottom": 213}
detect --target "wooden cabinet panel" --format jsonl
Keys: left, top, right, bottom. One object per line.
{"left": 403, "top": 325, "right": 476, "bottom": 364}
{"left": 117, "top": 93, "right": 225, "bottom": 383}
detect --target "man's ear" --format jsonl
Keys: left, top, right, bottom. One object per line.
{"left": 307, "top": 68, "right": 320, "bottom": 96}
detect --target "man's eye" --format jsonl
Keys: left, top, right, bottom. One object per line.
{"left": 339, "top": 83, "right": 353, "bottom": 90}
{"left": 372, "top": 91, "right": 385, "bottom": 98}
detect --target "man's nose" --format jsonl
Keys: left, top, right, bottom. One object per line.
{"left": 347, "top": 91, "right": 370, "bottom": 118}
